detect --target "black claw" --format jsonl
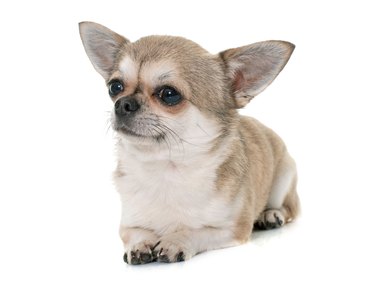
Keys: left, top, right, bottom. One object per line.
{"left": 123, "top": 252, "right": 128, "bottom": 264}
{"left": 275, "top": 214, "right": 284, "bottom": 226}
{"left": 151, "top": 249, "right": 158, "bottom": 260}
{"left": 176, "top": 251, "right": 185, "bottom": 262}
{"left": 151, "top": 242, "right": 162, "bottom": 261}
{"left": 152, "top": 241, "right": 161, "bottom": 250}
{"left": 254, "top": 221, "right": 266, "bottom": 230}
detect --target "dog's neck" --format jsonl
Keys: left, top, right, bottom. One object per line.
{"left": 117, "top": 132, "right": 221, "bottom": 164}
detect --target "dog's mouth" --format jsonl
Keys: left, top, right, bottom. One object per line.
{"left": 113, "top": 122, "right": 165, "bottom": 141}
{"left": 117, "top": 126, "right": 145, "bottom": 138}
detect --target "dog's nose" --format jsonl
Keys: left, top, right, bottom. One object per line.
{"left": 115, "top": 97, "right": 140, "bottom": 116}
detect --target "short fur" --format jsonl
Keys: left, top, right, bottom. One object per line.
{"left": 79, "top": 21, "right": 300, "bottom": 264}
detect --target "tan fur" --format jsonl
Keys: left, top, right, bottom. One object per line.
{"left": 219, "top": 117, "right": 298, "bottom": 241}
{"left": 282, "top": 176, "right": 300, "bottom": 222}
{"left": 79, "top": 21, "right": 300, "bottom": 264}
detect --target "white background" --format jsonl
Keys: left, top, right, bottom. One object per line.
{"left": 0, "top": 0, "right": 374, "bottom": 281}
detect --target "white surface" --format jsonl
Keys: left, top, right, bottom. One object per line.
{"left": 0, "top": 0, "right": 374, "bottom": 281}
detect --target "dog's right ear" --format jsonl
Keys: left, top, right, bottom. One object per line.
{"left": 79, "top": 22, "right": 130, "bottom": 80}
{"left": 220, "top": 41, "right": 294, "bottom": 108}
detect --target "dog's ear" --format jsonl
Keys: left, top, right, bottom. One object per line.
{"left": 79, "top": 22, "right": 130, "bottom": 80}
{"left": 220, "top": 41, "right": 294, "bottom": 108}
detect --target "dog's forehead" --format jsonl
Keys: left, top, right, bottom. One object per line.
{"left": 116, "top": 35, "right": 209, "bottom": 82}
{"left": 114, "top": 35, "right": 219, "bottom": 98}
{"left": 118, "top": 55, "right": 177, "bottom": 86}
{"left": 132, "top": 35, "right": 208, "bottom": 59}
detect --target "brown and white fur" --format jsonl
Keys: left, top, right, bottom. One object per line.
{"left": 79, "top": 22, "right": 299, "bottom": 264}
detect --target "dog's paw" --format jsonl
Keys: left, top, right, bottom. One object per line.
{"left": 124, "top": 241, "right": 157, "bottom": 265}
{"left": 152, "top": 235, "right": 192, "bottom": 263}
{"left": 255, "top": 209, "right": 285, "bottom": 230}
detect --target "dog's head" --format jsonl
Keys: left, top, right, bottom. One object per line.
{"left": 79, "top": 22, "right": 294, "bottom": 148}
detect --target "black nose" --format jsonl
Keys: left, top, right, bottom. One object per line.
{"left": 115, "top": 97, "right": 140, "bottom": 116}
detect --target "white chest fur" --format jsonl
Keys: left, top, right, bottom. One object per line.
{"left": 115, "top": 139, "right": 235, "bottom": 236}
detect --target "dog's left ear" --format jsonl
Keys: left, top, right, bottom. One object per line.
{"left": 220, "top": 41, "right": 295, "bottom": 108}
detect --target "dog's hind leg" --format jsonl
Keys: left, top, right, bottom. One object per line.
{"left": 254, "top": 153, "right": 300, "bottom": 230}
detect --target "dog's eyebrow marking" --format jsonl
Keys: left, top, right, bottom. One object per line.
{"left": 119, "top": 56, "right": 138, "bottom": 83}
{"left": 141, "top": 61, "right": 176, "bottom": 86}
{"left": 158, "top": 71, "right": 174, "bottom": 82}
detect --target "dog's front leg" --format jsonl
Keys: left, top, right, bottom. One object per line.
{"left": 153, "top": 227, "right": 240, "bottom": 263}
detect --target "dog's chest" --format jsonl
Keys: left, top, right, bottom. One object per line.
{"left": 116, "top": 152, "right": 232, "bottom": 234}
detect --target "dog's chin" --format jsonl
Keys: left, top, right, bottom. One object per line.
{"left": 114, "top": 126, "right": 164, "bottom": 143}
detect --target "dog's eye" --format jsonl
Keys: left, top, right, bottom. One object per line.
{"left": 157, "top": 87, "right": 182, "bottom": 106}
{"left": 108, "top": 80, "right": 124, "bottom": 97}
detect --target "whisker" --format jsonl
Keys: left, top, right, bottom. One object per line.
{"left": 151, "top": 125, "right": 173, "bottom": 160}
{"left": 195, "top": 122, "right": 210, "bottom": 136}
{"left": 155, "top": 115, "right": 207, "bottom": 149}
{"left": 158, "top": 124, "right": 185, "bottom": 152}
{"left": 105, "top": 112, "right": 114, "bottom": 136}
{"left": 157, "top": 115, "right": 184, "bottom": 126}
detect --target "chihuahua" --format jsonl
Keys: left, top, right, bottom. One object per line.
{"left": 79, "top": 22, "right": 299, "bottom": 264}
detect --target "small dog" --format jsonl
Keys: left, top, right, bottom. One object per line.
{"left": 79, "top": 22, "right": 299, "bottom": 264}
